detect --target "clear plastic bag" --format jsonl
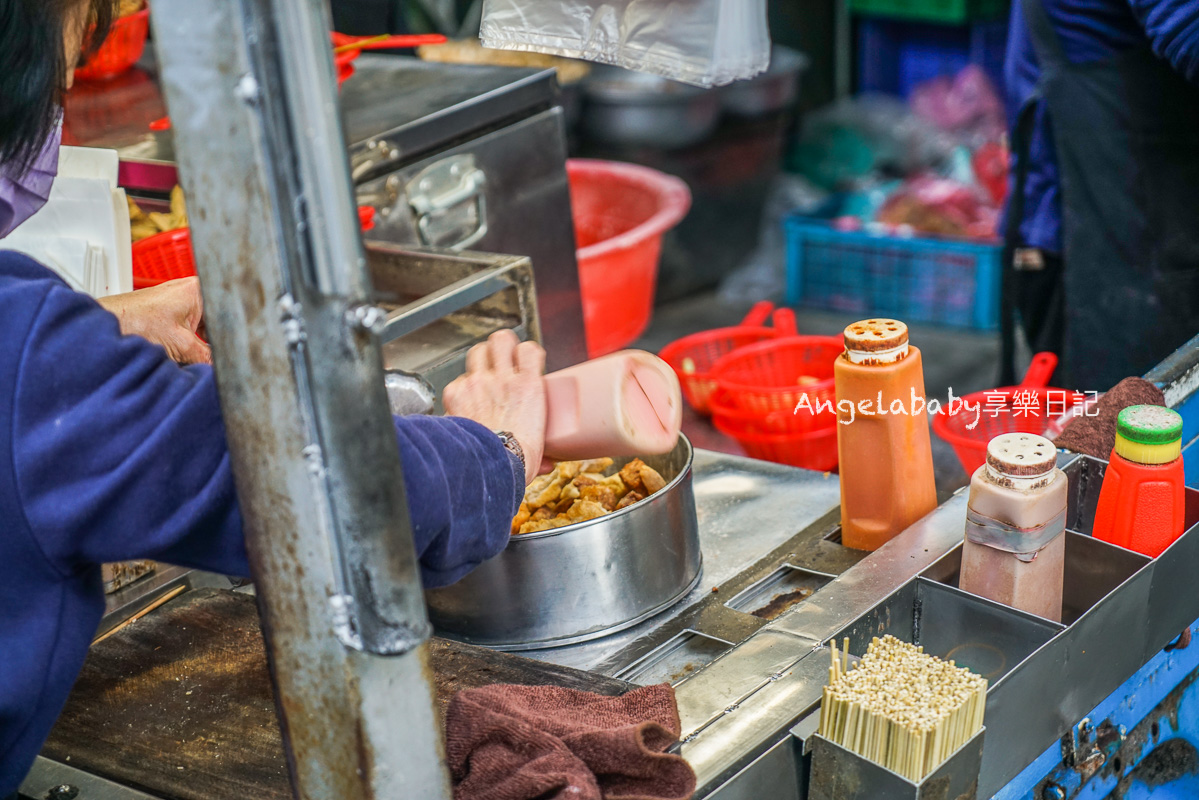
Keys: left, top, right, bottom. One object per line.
{"left": 479, "top": 0, "right": 770, "bottom": 88}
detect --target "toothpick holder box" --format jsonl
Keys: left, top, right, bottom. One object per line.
{"left": 806, "top": 728, "right": 985, "bottom": 800}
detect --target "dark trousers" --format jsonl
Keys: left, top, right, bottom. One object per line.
{"left": 1001, "top": 249, "right": 1066, "bottom": 385}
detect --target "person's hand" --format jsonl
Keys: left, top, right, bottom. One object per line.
{"left": 98, "top": 277, "right": 211, "bottom": 365}
{"left": 443, "top": 330, "right": 547, "bottom": 485}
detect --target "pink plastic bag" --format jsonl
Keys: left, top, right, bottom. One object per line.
{"left": 910, "top": 66, "right": 1006, "bottom": 143}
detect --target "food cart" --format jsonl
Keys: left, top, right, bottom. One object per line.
{"left": 20, "top": 1, "right": 1199, "bottom": 798}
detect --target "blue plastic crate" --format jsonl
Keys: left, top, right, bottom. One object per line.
{"left": 784, "top": 216, "right": 1002, "bottom": 330}
{"left": 857, "top": 17, "right": 1010, "bottom": 98}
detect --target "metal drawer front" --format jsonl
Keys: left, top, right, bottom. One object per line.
{"left": 358, "top": 108, "right": 587, "bottom": 371}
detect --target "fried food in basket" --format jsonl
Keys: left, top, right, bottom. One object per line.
{"left": 128, "top": 186, "right": 188, "bottom": 243}
{"left": 118, "top": 0, "right": 145, "bottom": 17}
{"left": 513, "top": 457, "right": 668, "bottom": 535}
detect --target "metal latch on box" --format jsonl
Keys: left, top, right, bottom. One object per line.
{"left": 407, "top": 154, "right": 488, "bottom": 250}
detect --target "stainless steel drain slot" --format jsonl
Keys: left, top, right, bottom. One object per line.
{"left": 615, "top": 630, "right": 734, "bottom": 686}
{"left": 725, "top": 564, "right": 836, "bottom": 621}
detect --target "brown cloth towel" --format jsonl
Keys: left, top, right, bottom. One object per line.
{"left": 1055, "top": 377, "right": 1166, "bottom": 458}
{"left": 446, "top": 683, "right": 697, "bottom": 800}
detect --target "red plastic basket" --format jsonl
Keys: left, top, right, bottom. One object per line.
{"left": 132, "top": 227, "right": 191, "bottom": 289}
{"left": 132, "top": 206, "right": 378, "bottom": 289}
{"left": 932, "top": 352, "right": 1086, "bottom": 475}
{"left": 710, "top": 336, "right": 843, "bottom": 421}
{"left": 659, "top": 302, "right": 796, "bottom": 415}
{"left": 75, "top": 8, "right": 151, "bottom": 82}
{"left": 568, "top": 159, "right": 691, "bottom": 358}
{"left": 711, "top": 399, "right": 839, "bottom": 471}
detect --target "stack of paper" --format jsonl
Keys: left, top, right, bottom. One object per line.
{"left": 2, "top": 146, "right": 132, "bottom": 298}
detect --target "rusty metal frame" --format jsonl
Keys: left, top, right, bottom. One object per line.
{"left": 149, "top": 0, "right": 452, "bottom": 796}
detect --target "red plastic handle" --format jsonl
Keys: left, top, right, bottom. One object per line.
{"left": 332, "top": 34, "right": 447, "bottom": 53}
{"left": 357, "top": 206, "right": 376, "bottom": 232}
{"left": 1020, "top": 351, "right": 1058, "bottom": 388}
{"left": 740, "top": 301, "right": 774, "bottom": 328}
{"left": 772, "top": 308, "right": 799, "bottom": 337}
{"left": 149, "top": 117, "right": 171, "bottom": 131}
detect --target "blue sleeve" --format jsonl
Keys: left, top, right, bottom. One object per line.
{"left": 13, "top": 281, "right": 251, "bottom": 577}
{"left": 393, "top": 415, "right": 524, "bottom": 588}
{"left": 1130, "top": 0, "right": 1199, "bottom": 82}
{"left": 13, "top": 279, "right": 521, "bottom": 587}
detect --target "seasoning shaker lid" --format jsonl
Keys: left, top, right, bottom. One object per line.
{"left": 843, "top": 319, "right": 909, "bottom": 365}
{"left": 1115, "top": 405, "right": 1183, "bottom": 464}
{"left": 986, "top": 433, "right": 1057, "bottom": 479}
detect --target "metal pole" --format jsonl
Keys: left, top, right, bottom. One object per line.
{"left": 149, "top": 0, "right": 453, "bottom": 796}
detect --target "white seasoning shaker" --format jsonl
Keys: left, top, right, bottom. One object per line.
{"left": 959, "top": 433, "right": 1067, "bottom": 622}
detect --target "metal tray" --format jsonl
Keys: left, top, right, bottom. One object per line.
{"left": 672, "top": 452, "right": 1199, "bottom": 798}
{"left": 425, "top": 435, "right": 702, "bottom": 650}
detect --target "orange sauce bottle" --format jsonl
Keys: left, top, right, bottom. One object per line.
{"left": 834, "top": 319, "right": 937, "bottom": 551}
{"left": 1092, "top": 405, "right": 1187, "bottom": 558}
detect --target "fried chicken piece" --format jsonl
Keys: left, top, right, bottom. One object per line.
{"left": 597, "top": 473, "right": 628, "bottom": 491}
{"left": 518, "top": 517, "right": 575, "bottom": 534}
{"left": 556, "top": 461, "right": 583, "bottom": 480}
{"left": 638, "top": 463, "right": 667, "bottom": 494}
{"left": 566, "top": 500, "right": 609, "bottom": 523}
{"left": 616, "top": 490, "right": 645, "bottom": 510}
{"left": 574, "top": 472, "right": 628, "bottom": 492}
{"left": 620, "top": 459, "right": 647, "bottom": 494}
{"left": 526, "top": 468, "right": 566, "bottom": 509}
{"left": 511, "top": 502, "right": 532, "bottom": 535}
{"left": 551, "top": 496, "right": 575, "bottom": 515}
{"left": 580, "top": 484, "right": 620, "bottom": 511}
{"left": 579, "top": 457, "right": 614, "bottom": 474}
{"left": 530, "top": 506, "right": 554, "bottom": 522}
{"left": 525, "top": 469, "right": 557, "bottom": 497}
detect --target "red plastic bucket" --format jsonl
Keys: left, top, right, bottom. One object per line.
{"left": 75, "top": 8, "right": 151, "bottom": 82}
{"left": 568, "top": 159, "right": 691, "bottom": 358}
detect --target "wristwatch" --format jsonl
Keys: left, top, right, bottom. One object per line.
{"left": 496, "top": 431, "right": 526, "bottom": 476}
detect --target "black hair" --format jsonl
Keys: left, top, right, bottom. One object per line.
{"left": 0, "top": 0, "right": 114, "bottom": 175}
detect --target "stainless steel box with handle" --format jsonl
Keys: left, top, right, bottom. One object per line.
{"left": 347, "top": 56, "right": 587, "bottom": 373}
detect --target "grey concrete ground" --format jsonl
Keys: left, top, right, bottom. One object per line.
{"left": 634, "top": 292, "right": 1002, "bottom": 497}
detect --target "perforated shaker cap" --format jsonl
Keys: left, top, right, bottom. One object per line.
{"left": 986, "top": 433, "right": 1057, "bottom": 478}
{"left": 843, "top": 319, "right": 909, "bottom": 364}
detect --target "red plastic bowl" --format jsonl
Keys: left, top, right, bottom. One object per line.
{"left": 931, "top": 353, "right": 1084, "bottom": 475}
{"left": 75, "top": 8, "right": 151, "bottom": 82}
{"left": 132, "top": 206, "right": 378, "bottom": 289}
{"left": 568, "top": 159, "right": 691, "bottom": 358}
{"left": 710, "top": 336, "right": 843, "bottom": 420}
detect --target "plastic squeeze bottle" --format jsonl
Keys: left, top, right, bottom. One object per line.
{"left": 834, "top": 319, "right": 937, "bottom": 551}
{"left": 959, "top": 433, "right": 1066, "bottom": 622}
{"left": 1092, "top": 405, "right": 1187, "bottom": 558}
{"left": 542, "top": 350, "right": 683, "bottom": 460}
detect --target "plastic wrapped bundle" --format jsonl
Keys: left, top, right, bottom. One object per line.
{"left": 479, "top": 0, "right": 770, "bottom": 87}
